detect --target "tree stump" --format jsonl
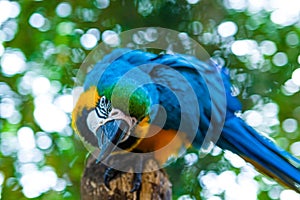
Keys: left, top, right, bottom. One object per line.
{"left": 81, "top": 155, "right": 172, "bottom": 200}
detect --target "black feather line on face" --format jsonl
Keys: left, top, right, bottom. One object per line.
{"left": 95, "top": 96, "right": 112, "bottom": 119}
{"left": 117, "top": 135, "right": 140, "bottom": 152}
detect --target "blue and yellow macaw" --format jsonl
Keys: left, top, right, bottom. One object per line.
{"left": 72, "top": 48, "right": 300, "bottom": 192}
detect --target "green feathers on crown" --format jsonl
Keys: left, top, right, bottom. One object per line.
{"left": 100, "top": 82, "right": 151, "bottom": 121}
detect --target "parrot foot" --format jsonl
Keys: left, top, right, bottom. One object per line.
{"left": 103, "top": 167, "right": 142, "bottom": 193}
{"left": 101, "top": 152, "right": 145, "bottom": 193}
{"left": 103, "top": 167, "right": 142, "bottom": 197}
{"left": 103, "top": 167, "right": 118, "bottom": 190}
{"left": 130, "top": 173, "right": 142, "bottom": 193}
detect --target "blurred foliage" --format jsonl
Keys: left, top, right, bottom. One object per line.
{"left": 0, "top": 0, "right": 299, "bottom": 199}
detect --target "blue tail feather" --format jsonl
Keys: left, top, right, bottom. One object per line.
{"left": 218, "top": 117, "right": 300, "bottom": 191}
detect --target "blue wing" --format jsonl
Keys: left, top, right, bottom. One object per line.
{"left": 86, "top": 48, "right": 300, "bottom": 191}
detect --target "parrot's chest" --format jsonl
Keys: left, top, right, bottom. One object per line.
{"left": 134, "top": 124, "right": 191, "bottom": 164}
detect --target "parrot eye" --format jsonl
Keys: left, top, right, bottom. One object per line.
{"left": 95, "top": 96, "right": 112, "bottom": 119}
{"left": 100, "top": 98, "right": 105, "bottom": 106}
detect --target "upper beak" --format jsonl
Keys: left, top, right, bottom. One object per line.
{"left": 96, "top": 119, "right": 129, "bottom": 163}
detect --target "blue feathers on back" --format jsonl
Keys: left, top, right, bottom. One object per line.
{"left": 85, "top": 48, "right": 300, "bottom": 191}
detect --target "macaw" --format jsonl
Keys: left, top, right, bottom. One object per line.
{"left": 72, "top": 48, "right": 300, "bottom": 193}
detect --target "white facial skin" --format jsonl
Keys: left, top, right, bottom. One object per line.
{"left": 87, "top": 107, "right": 138, "bottom": 142}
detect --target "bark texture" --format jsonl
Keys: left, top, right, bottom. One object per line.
{"left": 81, "top": 155, "right": 172, "bottom": 200}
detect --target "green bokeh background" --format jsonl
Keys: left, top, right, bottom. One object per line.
{"left": 0, "top": 0, "right": 299, "bottom": 199}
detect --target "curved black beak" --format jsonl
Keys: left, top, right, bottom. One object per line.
{"left": 96, "top": 119, "right": 129, "bottom": 163}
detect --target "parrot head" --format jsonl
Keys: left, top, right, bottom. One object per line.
{"left": 93, "top": 93, "right": 143, "bottom": 163}
{"left": 72, "top": 55, "right": 160, "bottom": 163}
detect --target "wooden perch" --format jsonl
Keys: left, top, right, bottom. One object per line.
{"left": 81, "top": 155, "right": 172, "bottom": 200}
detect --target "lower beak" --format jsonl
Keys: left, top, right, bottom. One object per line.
{"left": 96, "top": 119, "right": 129, "bottom": 162}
